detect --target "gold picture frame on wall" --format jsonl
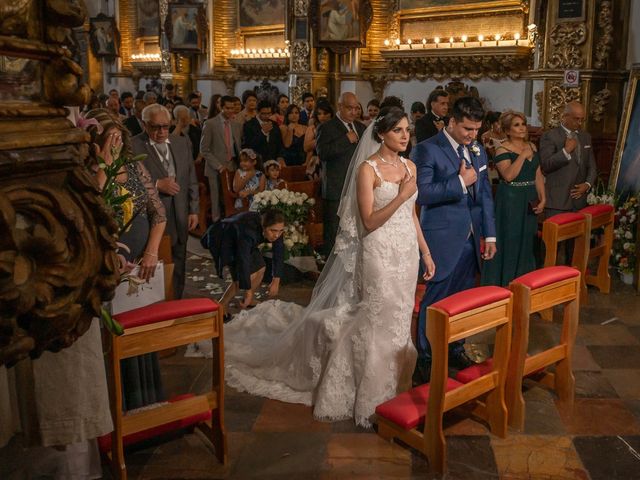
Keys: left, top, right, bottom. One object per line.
{"left": 237, "top": 0, "right": 286, "bottom": 33}
{"left": 165, "top": 2, "right": 208, "bottom": 53}
{"left": 399, "top": 0, "right": 524, "bottom": 18}
{"left": 609, "top": 66, "right": 640, "bottom": 195}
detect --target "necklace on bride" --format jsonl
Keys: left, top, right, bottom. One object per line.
{"left": 377, "top": 152, "right": 400, "bottom": 168}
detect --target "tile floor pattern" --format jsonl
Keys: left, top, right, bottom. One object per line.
{"left": 105, "top": 244, "right": 640, "bottom": 479}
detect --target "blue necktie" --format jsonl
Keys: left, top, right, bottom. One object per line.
{"left": 457, "top": 144, "right": 475, "bottom": 200}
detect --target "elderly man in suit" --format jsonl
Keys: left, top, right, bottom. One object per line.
{"left": 132, "top": 104, "right": 199, "bottom": 299}
{"left": 316, "top": 91, "right": 366, "bottom": 255}
{"left": 412, "top": 96, "right": 496, "bottom": 383}
{"left": 415, "top": 89, "right": 450, "bottom": 144}
{"left": 200, "top": 95, "right": 242, "bottom": 222}
{"left": 539, "top": 101, "right": 597, "bottom": 217}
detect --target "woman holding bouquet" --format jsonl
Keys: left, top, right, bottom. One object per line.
{"left": 224, "top": 107, "right": 436, "bottom": 427}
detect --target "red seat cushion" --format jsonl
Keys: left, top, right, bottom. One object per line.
{"left": 455, "top": 358, "right": 495, "bottom": 383}
{"left": 97, "top": 394, "right": 211, "bottom": 453}
{"left": 414, "top": 284, "right": 427, "bottom": 314}
{"left": 114, "top": 298, "right": 219, "bottom": 329}
{"left": 545, "top": 212, "right": 585, "bottom": 225}
{"left": 579, "top": 204, "right": 614, "bottom": 217}
{"left": 375, "top": 378, "right": 463, "bottom": 430}
{"left": 431, "top": 286, "right": 511, "bottom": 317}
{"left": 512, "top": 266, "right": 580, "bottom": 290}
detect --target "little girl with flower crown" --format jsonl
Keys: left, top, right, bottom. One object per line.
{"left": 264, "top": 159, "right": 287, "bottom": 190}
{"left": 233, "top": 148, "right": 266, "bottom": 210}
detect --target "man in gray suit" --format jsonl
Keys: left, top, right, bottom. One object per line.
{"left": 200, "top": 95, "right": 241, "bottom": 221}
{"left": 540, "top": 101, "right": 597, "bottom": 217}
{"left": 132, "top": 104, "right": 199, "bottom": 299}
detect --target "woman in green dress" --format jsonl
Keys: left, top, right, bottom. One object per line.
{"left": 482, "top": 110, "right": 546, "bottom": 286}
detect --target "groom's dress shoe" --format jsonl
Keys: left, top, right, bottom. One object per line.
{"left": 448, "top": 351, "right": 477, "bottom": 370}
{"left": 412, "top": 359, "right": 431, "bottom": 387}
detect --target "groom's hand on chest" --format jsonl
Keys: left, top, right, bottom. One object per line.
{"left": 459, "top": 158, "right": 477, "bottom": 186}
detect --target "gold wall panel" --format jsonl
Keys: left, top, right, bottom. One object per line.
{"left": 401, "top": 13, "right": 525, "bottom": 41}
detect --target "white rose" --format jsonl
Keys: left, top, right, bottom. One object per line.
{"left": 270, "top": 197, "right": 278, "bottom": 205}
{"left": 625, "top": 231, "right": 633, "bottom": 239}
{"left": 308, "top": 198, "right": 316, "bottom": 206}
{"left": 284, "top": 239, "right": 294, "bottom": 249}
{"left": 301, "top": 193, "right": 308, "bottom": 200}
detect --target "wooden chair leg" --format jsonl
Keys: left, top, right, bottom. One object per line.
{"left": 425, "top": 312, "right": 448, "bottom": 474}
{"left": 109, "top": 337, "right": 127, "bottom": 480}
{"left": 505, "top": 289, "right": 530, "bottom": 431}
{"left": 555, "top": 297, "right": 578, "bottom": 404}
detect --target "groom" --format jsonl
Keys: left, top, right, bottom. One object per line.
{"left": 412, "top": 96, "right": 497, "bottom": 383}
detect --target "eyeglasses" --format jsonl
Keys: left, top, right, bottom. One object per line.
{"left": 147, "top": 123, "right": 170, "bottom": 131}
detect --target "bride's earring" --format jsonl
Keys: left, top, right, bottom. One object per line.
{"left": 380, "top": 138, "right": 384, "bottom": 144}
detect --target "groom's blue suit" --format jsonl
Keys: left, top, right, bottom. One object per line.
{"left": 413, "top": 129, "right": 496, "bottom": 361}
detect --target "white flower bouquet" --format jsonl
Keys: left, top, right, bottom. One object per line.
{"left": 251, "top": 189, "right": 316, "bottom": 258}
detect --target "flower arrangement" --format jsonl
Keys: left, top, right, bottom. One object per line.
{"left": 587, "top": 183, "right": 638, "bottom": 276}
{"left": 251, "top": 189, "right": 316, "bottom": 258}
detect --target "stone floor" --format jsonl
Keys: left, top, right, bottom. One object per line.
{"left": 100, "top": 238, "right": 640, "bottom": 479}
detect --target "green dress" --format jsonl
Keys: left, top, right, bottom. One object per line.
{"left": 482, "top": 150, "right": 540, "bottom": 287}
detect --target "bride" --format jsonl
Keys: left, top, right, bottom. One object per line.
{"left": 224, "top": 107, "right": 435, "bottom": 426}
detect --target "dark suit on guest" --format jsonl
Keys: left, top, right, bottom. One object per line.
{"left": 132, "top": 132, "right": 199, "bottom": 298}
{"left": 539, "top": 125, "right": 597, "bottom": 216}
{"left": 415, "top": 111, "right": 449, "bottom": 144}
{"left": 124, "top": 115, "right": 144, "bottom": 137}
{"left": 242, "top": 117, "right": 283, "bottom": 161}
{"left": 413, "top": 129, "right": 496, "bottom": 362}
{"left": 299, "top": 109, "right": 313, "bottom": 126}
{"left": 315, "top": 116, "right": 366, "bottom": 254}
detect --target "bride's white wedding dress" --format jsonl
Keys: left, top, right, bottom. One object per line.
{"left": 224, "top": 156, "right": 419, "bottom": 427}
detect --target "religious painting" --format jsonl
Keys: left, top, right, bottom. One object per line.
{"left": 238, "top": 0, "right": 285, "bottom": 29}
{"left": 165, "top": 3, "right": 207, "bottom": 53}
{"left": 89, "top": 14, "right": 120, "bottom": 59}
{"left": 611, "top": 67, "right": 640, "bottom": 196}
{"left": 137, "top": 0, "right": 159, "bottom": 37}
{"left": 312, "top": 0, "right": 373, "bottom": 51}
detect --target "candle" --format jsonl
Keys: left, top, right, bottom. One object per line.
{"left": 514, "top": 32, "right": 521, "bottom": 45}
{"left": 449, "top": 36, "right": 454, "bottom": 47}
{"left": 461, "top": 35, "right": 467, "bottom": 47}
{"left": 422, "top": 38, "right": 426, "bottom": 48}
{"left": 384, "top": 38, "right": 390, "bottom": 47}
{"left": 434, "top": 37, "right": 440, "bottom": 48}
{"left": 407, "top": 38, "right": 412, "bottom": 49}
{"left": 478, "top": 34, "right": 484, "bottom": 46}
{"left": 494, "top": 34, "right": 501, "bottom": 46}
{"left": 394, "top": 38, "right": 400, "bottom": 48}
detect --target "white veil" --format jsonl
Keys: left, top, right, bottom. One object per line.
{"left": 224, "top": 122, "right": 380, "bottom": 402}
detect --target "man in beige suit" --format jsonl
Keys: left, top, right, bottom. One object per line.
{"left": 200, "top": 95, "right": 242, "bottom": 221}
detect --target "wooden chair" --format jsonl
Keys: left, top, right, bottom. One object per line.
{"left": 376, "top": 286, "right": 513, "bottom": 474}
{"left": 542, "top": 212, "right": 590, "bottom": 306}
{"left": 104, "top": 255, "right": 227, "bottom": 478}
{"left": 280, "top": 164, "right": 307, "bottom": 182}
{"left": 579, "top": 204, "right": 614, "bottom": 294}
{"left": 220, "top": 169, "right": 247, "bottom": 216}
{"left": 505, "top": 266, "right": 580, "bottom": 431}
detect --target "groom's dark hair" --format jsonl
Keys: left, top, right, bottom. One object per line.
{"left": 451, "top": 96, "right": 485, "bottom": 123}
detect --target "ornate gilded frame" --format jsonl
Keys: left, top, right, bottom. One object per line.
{"left": 398, "top": 0, "right": 525, "bottom": 19}
{"left": 237, "top": 0, "right": 286, "bottom": 33}
{"left": 311, "top": 0, "right": 373, "bottom": 53}
{"left": 164, "top": 1, "right": 208, "bottom": 54}
{"left": 610, "top": 66, "right": 640, "bottom": 194}
{"left": 89, "top": 13, "right": 121, "bottom": 59}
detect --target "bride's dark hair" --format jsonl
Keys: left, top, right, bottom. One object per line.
{"left": 372, "top": 106, "right": 408, "bottom": 143}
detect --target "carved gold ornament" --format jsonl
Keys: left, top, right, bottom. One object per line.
{"left": 589, "top": 88, "right": 611, "bottom": 123}
{"left": 594, "top": 1, "right": 613, "bottom": 70}
{"left": 547, "top": 22, "right": 587, "bottom": 69}
{"left": 547, "top": 83, "right": 582, "bottom": 128}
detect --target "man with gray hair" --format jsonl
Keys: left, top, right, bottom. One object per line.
{"left": 316, "top": 91, "right": 366, "bottom": 254}
{"left": 132, "top": 103, "right": 199, "bottom": 298}
{"left": 539, "top": 100, "right": 597, "bottom": 217}
{"left": 143, "top": 91, "right": 158, "bottom": 106}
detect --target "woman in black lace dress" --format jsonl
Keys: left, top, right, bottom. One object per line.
{"left": 86, "top": 109, "right": 168, "bottom": 410}
{"left": 280, "top": 104, "right": 308, "bottom": 166}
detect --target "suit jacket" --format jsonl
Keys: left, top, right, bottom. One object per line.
{"left": 539, "top": 126, "right": 597, "bottom": 212}
{"left": 415, "top": 112, "right": 449, "bottom": 144}
{"left": 124, "top": 116, "right": 144, "bottom": 137}
{"left": 242, "top": 117, "right": 283, "bottom": 161}
{"left": 412, "top": 130, "right": 496, "bottom": 282}
{"left": 315, "top": 117, "right": 367, "bottom": 200}
{"left": 131, "top": 132, "right": 199, "bottom": 244}
{"left": 299, "top": 109, "right": 313, "bottom": 126}
{"left": 200, "top": 114, "right": 241, "bottom": 177}
{"left": 207, "top": 211, "right": 284, "bottom": 290}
